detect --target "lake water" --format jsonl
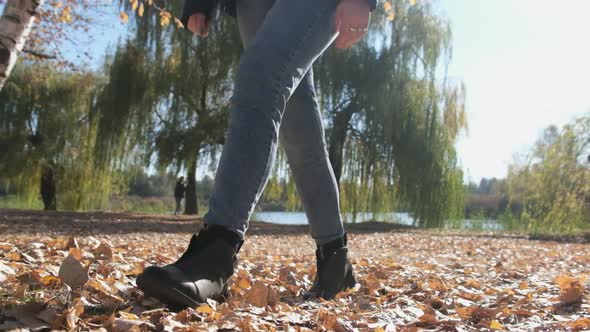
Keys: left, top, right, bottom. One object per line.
{"left": 251, "top": 211, "right": 503, "bottom": 231}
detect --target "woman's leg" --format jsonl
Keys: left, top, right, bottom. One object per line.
{"left": 204, "top": 0, "right": 340, "bottom": 237}
{"left": 279, "top": 71, "right": 345, "bottom": 244}
{"left": 137, "top": 0, "right": 353, "bottom": 306}
{"left": 234, "top": 0, "right": 345, "bottom": 245}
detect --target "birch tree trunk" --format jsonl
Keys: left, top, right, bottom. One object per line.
{"left": 0, "top": 0, "right": 44, "bottom": 91}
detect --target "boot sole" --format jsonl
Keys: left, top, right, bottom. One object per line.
{"left": 136, "top": 267, "right": 201, "bottom": 310}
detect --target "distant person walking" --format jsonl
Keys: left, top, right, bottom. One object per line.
{"left": 138, "top": 0, "right": 375, "bottom": 308}
{"left": 174, "top": 177, "right": 186, "bottom": 215}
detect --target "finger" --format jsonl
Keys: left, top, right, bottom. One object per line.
{"left": 336, "top": 34, "right": 350, "bottom": 49}
{"left": 344, "top": 27, "right": 367, "bottom": 48}
{"left": 196, "top": 15, "right": 205, "bottom": 36}
{"left": 334, "top": 5, "right": 343, "bottom": 34}
{"left": 202, "top": 17, "right": 210, "bottom": 37}
{"left": 188, "top": 15, "right": 199, "bottom": 34}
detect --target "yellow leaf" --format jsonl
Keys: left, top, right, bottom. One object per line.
{"left": 387, "top": 11, "right": 395, "bottom": 21}
{"left": 118, "top": 311, "right": 139, "bottom": 320}
{"left": 375, "top": 328, "right": 385, "bottom": 332}
{"left": 131, "top": 0, "right": 138, "bottom": 12}
{"left": 237, "top": 277, "right": 252, "bottom": 289}
{"left": 490, "top": 320, "right": 504, "bottom": 330}
{"left": 409, "top": 0, "right": 417, "bottom": 5}
{"left": 383, "top": 1, "right": 392, "bottom": 11}
{"left": 148, "top": 0, "right": 153, "bottom": 5}
{"left": 138, "top": 3, "right": 144, "bottom": 17}
{"left": 120, "top": 12, "right": 129, "bottom": 23}
{"left": 196, "top": 304, "right": 213, "bottom": 314}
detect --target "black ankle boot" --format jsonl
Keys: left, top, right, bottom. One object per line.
{"left": 303, "top": 234, "right": 356, "bottom": 300}
{"left": 136, "top": 225, "right": 243, "bottom": 309}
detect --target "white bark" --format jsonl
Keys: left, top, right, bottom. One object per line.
{"left": 0, "top": 0, "right": 44, "bottom": 91}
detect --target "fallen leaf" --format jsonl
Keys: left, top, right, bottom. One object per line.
{"left": 490, "top": 319, "right": 504, "bottom": 330}
{"left": 554, "top": 275, "right": 585, "bottom": 305}
{"left": 58, "top": 254, "right": 88, "bottom": 289}
{"left": 237, "top": 276, "right": 252, "bottom": 289}
{"left": 92, "top": 243, "right": 113, "bottom": 260}
{"left": 244, "top": 281, "right": 268, "bottom": 307}
{"left": 570, "top": 317, "right": 590, "bottom": 331}
{"left": 196, "top": 304, "right": 214, "bottom": 314}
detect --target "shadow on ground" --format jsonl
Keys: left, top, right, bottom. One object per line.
{"left": 0, "top": 209, "right": 414, "bottom": 236}
{"left": 2, "top": 209, "right": 588, "bottom": 243}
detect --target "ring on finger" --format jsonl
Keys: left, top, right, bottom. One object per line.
{"left": 348, "top": 26, "right": 368, "bottom": 33}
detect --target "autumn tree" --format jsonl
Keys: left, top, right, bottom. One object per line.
{"left": 505, "top": 114, "right": 590, "bottom": 232}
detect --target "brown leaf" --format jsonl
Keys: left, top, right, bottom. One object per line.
{"left": 554, "top": 274, "right": 585, "bottom": 305}
{"left": 36, "top": 307, "right": 61, "bottom": 326}
{"left": 66, "top": 237, "right": 79, "bottom": 250}
{"left": 6, "top": 251, "right": 21, "bottom": 261}
{"left": 58, "top": 254, "right": 88, "bottom": 289}
{"left": 364, "top": 273, "right": 381, "bottom": 294}
{"left": 92, "top": 243, "right": 113, "bottom": 261}
{"left": 323, "top": 313, "right": 350, "bottom": 332}
{"left": 464, "top": 279, "right": 482, "bottom": 289}
{"left": 418, "top": 313, "right": 438, "bottom": 325}
{"left": 456, "top": 306, "right": 496, "bottom": 322}
{"left": 267, "top": 286, "right": 279, "bottom": 306}
{"left": 65, "top": 299, "right": 84, "bottom": 330}
{"left": 570, "top": 317, "right": 590, "bottom": 331}
{"left": 459, "top": 291, "right": 483, "bottom": 302}
{"left": 244, "top": 281, "right": 268, "bottom": 307}
{"left": 113, "top": 318, "right": 148, "bottom": 331}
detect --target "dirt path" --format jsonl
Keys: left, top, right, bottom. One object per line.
{"left": 1, "top": 209, "right": 589, "bottom": 331}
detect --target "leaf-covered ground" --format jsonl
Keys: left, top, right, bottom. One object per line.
{"left": 0, "top": 209, "right": 589, "bottom": 331}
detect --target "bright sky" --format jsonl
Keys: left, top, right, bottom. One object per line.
{"left": 438, "top": 0, "right": 590, "bottom": 181}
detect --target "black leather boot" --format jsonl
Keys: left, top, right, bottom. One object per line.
{"left": 303, "top": 234, "right": 356, "bottom": 300}
{"left": 136, "top": 225, "right": 243, "bottom": 309}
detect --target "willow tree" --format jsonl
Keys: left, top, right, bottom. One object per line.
{"left": 315, "top": 0, "right": 467, "bottom": 226}
{"left": 93, "top": 2, "right": 241, "bottom": 215}
{"left": 0, "top": 64, "right": 114, "bottom": 210}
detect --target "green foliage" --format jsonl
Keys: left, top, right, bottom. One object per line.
{"left": 505, "top": 114, "right": 590, "bottom": 233}
{"left": 0, "top": 65, "right": 122, "bottom": 210}
{"left": 314, "top": 0, "right": 466, "bottom": 226}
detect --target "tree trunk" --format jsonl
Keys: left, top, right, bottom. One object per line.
{"left": 0, "top": 0, "right": 44, "bottom": 91}
{"left": 40, "top": 164, "right": 56, "bottom": 211}
{"left": 184, "top": 157, "right": 199, "bottom": 215}
{"left": 328, "top": 106, "right": 356, "bottom": 187}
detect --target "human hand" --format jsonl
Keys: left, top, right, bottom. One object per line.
{"left": 334, "top": 0, "right": 370, "bottom": 49}
{"left": 187, "top": 13, "right": 209, "bottom": 37}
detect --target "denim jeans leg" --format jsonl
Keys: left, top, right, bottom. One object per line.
{"left": 203, "top": 0, "right": 340, "bottom": 237}
{"left": 235, "top": 0, "right": 345, "bottom": 244}
{"left": 280, "top": 71, "right": 345, "bottom": 244}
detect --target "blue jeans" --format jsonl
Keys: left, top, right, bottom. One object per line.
{"left": 204, "top": 0, "right": 345, "bottom": 244}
